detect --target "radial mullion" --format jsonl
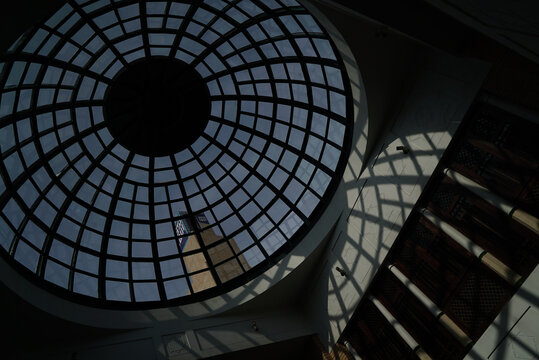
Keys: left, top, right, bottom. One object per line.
{"left": 98, "top": 151, "right": 135, "bottom": 300}
{"left": 189, "top": 145, "right": 271, "bottom": 267}
{"left": 69, "top": 0, "right": 129, "bottom": 68}
{"left": 170, "top": 154, "right": 223, "bottom": 290}
{"left": 167, "top": 0, "right": 203, "bottom": 59}
{"left": 148, "top": 156, "right": 167, "bottom": 301}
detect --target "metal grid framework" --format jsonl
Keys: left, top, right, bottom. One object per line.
{"left": 0, "top": 0, "right": 353, "bottom": 307}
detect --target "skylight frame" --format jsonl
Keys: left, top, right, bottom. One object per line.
{"left": 0, "top": 0, "right": 353, "bottom": 308}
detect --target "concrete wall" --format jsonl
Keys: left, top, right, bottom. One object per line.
{"left": 31, "top": 310, "right": 314, "bottom": 359}
{"left": 425, "top": 0, "right": 539, "bottom": 64}
{"left": 465, "top": 265, "right": 539, "bottom": 360}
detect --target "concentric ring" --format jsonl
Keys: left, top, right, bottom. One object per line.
{"left": 0, "top": 0, "right": 352, "bottom": 306}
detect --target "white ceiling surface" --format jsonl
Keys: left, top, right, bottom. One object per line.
{"left": 425, "top": 0, "right": 539, "bottom": 64}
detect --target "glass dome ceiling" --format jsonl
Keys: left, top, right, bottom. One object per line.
{"left": 0, "top": 0, "right": 352, "bottom": 307}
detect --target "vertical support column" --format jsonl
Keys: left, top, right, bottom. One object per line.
{"left": 342, "top": 341, "right": 362, "bottom": 360}
{"left": 388, "top": 265, "right": 473, "bottom": 347}
{"left": 444, "top": 168, "right": 539, "bottom": 235}
{"left": 369, "top": 296, "right": 433, "bottom": 360}
{"left": 421, "top": 209, "right": 522, "bottom": 286}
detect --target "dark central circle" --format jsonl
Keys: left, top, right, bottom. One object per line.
{"left": 104, "top": 58, "right": 210, "bottom": 157}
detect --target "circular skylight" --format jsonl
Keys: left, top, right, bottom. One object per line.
{"left": 0, "top": 0, "right": 352, "bottom": 307}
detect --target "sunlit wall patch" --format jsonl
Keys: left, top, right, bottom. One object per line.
{"left": 0, "top": 0, "right": 353, "bottom": 307}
